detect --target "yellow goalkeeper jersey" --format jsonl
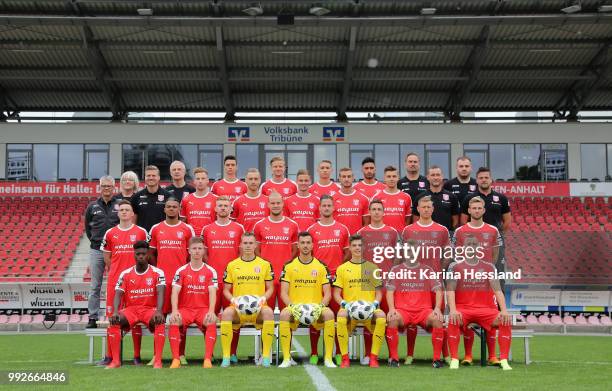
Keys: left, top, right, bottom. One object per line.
{"left": 281, "top": 257, "right": 331, "bottom": 304}
{"left": 333, "top": 260, "right": 382, "bottom": 302}
{"left": 223, "top": 256, "right": 273, "bottom": 297}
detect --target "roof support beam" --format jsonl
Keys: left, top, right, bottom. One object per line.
{"left": 553, "top": 40, "right": 612, "bottom": 120}
{"left": 338, "top": 26, "right": 358, "bottom": 122}
{"left": 445, "top": 25, "right": 491, "bottom": 121}
{"left": 0, "top": 84, "right": 19, "bottom": 121}
{"left": 215, "top": 26, "right": 234, "bottom": 122}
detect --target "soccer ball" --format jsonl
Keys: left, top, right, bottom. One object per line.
{"left": 348, "top": 300, "right": 375, "bottom": 321}
{"left": 296, "top": 304, "right": 318, "bottom": 326}
{"left": 235, "top": 295, "right": 261, "bottom": 316}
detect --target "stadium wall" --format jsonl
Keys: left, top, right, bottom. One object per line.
{"left": 1, "top": 123, "right": 611, "bottom": 180}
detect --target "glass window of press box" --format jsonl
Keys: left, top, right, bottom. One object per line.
{"left": 6, "top": 144, "right": 110, "bottom": 181}
{"left": 580, "top": 144, "right": 612, "bottom": 181}
{"left": 122, "top": 144, "right": 223, "bottom": 181}
{"left": 463, "top": 144, "right": 568, "bottom": 181}
{"left": 236, "top": 144, "right": 337, "bottom": 182}
{"left": 349, "top": 144, "right": 451, "bottom": 180}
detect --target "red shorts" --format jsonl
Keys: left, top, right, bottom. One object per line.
{"left": 179, "top": 307, "right": 210, "bottom": 330}
{"left": 121, "top": 306, "right": 158, "bottom": 328}
{"left": 396, "top": 308, "right": 432, "bottom": 330}
{"left": 457, "top": 306, "right": 499, "bottom": 332}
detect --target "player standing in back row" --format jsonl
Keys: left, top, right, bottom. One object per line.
{"left": 211, "top": 155, "right": 247, "bottom": 203}
{"left": 310, "top": 160, "right": 340, "bottom": 197}
{"left": 398, "top": 153, "right": 429, "bottom": 201}
{"left": 354, "top": 157, "right": 385, "bottom": 199}
{"left": 231, "top": 168, "right": 269, "bottom": 232}
{"left": 334, "top": 167, "right": 370, "bottom": 235}
{"left": 261, "top": 156, "right": 297, "bottom": 198}
{"left": 284, "top": 169, "right": 320, "bottom": 231}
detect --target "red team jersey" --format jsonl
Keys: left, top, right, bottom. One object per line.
{"left": 172, "top": 263, "right": 218, "bottom": 309}
{"left": 201, "top": 221, "right": 244, "bottom": 276}
{"left": 115, "top": 265, "right": 166, "bottom": 308}
{"left": 452, "top": 222, "right": 501, "bottom": 263}
{"left": 283, "top": 194, "right": 320, "bottom": 231}
{"left": 211, "top": 179, "right": 247, "bottom": 202}
{"left": 309, "top": 181, "right": 340, "bottom": 198}
{"left": 354, "top": 180, "right": 386, "bottom": 200}
{"left": 356, "top": 224, "right": 399, "bottom": 272}
{"left": 307, "top": 221, "right": 350, "bottom": 274}
{"left": 253, "top": 217, "right": 299, "bottom": 277}
{"left": 401, "top": 221, "right": 450, "bottom": 272}
{"left": 231, "top": 193, "right": 269, "bottom": 232}
{"left": 179, "top": 191, "right": 217, "bottom": 237}
{"left": 101, "top": 224, "right": 149, "bottom": 284}
{"left": 447, "top": 260, "right": 497, "bottom": 309}
{"left": 386, "top": 263, "right": 440, "bottom": 311}
{"left": 260, "top": 178, "right": 297, "bottom": 199}
{"left": 373, "top": 190, "right": 412, "bottom": 233}
{"left": 333, "top": 190, "right": 370, "bottom": 234}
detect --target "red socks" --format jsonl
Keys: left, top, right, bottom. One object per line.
{"left": 447, "top": 322, "right": 461, "bottom": 360}
{"left": 231, "top": 329, "right": 240, "bottom": 356}
{"left": 179, "top": 328, "right": 187, "bottom": 356}
{"left": 205, "top": 324, "right": 217, "bottom": 360}
{"left": 132, "top": 325, "right": 142, "bottom": 359}
{"left": 385, "top": 327, "right": 399, "bottom": 361}
{"left": 153, "top": 324, "right": 166, "bottom": 364}
{"left": 431, "top": 327, "right": 444, "bottom": 361}
{"left": 363, "top": 329, "right": 373, "bottom": 356}
{"left": 487, "top": 329, "right": 497, "bottom": 359}
{"left": 169, "top": 325, "right": 181, "bottom": 360}
{"left": 497, "top": 324, "right": 511, "bottom": 360}
{"left": 108, "top": 325, "right": 122, "bottom": 366}
{"left": 309, "top": 326, "right": 320, "bottom": 356}
{"left": 463, "top": 327, "right": 474, "bottom": 357}
{"left": 406, "top": 325, "right": 417, "bottom": 357}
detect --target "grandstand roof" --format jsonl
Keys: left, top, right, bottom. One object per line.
{"left": 1, "top": 0, "right": 611, "bottom": 121}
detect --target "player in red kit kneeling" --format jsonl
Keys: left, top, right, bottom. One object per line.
{"left": 168, "top": 237, "right": 218, "bottom": 369}
{"left": 106, "top": 241, "right": 166, "bottom": 369}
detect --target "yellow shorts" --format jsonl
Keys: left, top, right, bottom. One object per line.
{"left": 347, "top": 309, "right": 385, "bottom": 334}
{"left": 231, "top": 304, "right": 268, "bottom": 330}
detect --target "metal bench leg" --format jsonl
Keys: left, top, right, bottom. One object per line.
{"left": 255, "top": 333, "right": 261, "bottom": 362}
{"left": 89, "top": 336, "right": 94, "bottom": 364}
{"left": 102, "top": 336, "right": 107, "bottom": 359}
{"left": 524, "top": 337, "right": 531, "bottom": 365}
{"left": 480, "top": 328, "right": 487, "bottom": 367}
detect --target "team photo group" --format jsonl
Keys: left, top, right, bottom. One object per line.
{"left": 85, "top": 153, "right": 513, "bottom": 371}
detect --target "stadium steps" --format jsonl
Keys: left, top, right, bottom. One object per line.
{"left": 63, "top": 233, "right": 93, "bottom": 283}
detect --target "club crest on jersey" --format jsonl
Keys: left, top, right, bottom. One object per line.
{"left": 311, "top": 270, "right": 318, "bottom": 277}
{"left": 431, "top": 232, "right": 439, "bottom": 238}
{"left": 146, "top": 278, "right": 153, "bottom": 286}
{"left": 235, "top": 186, "right": 242, "bottom": 193}
{"left": 158, "top": 195, "right": 165, "bottom": 202}
{"left": 383, "top": 233, "right": 389, "bottom": 240}
{"left": 353, "top": 199, "right": 359, "bottom": 206}
{"left": 199, "top": 275, "right": 205, "bottom": 283}
{"left": 259, "top": 202, "right": 266, "bottom": 208}
{"left": 205, "top": 202, "right": 211, "bottom": 208}
{"left": 130, "top": 234, "right": 137, "bottom": 242}
{"left": 283, "top": 188, "right": 289, "bottom": 194}
{"left": 493, "top": 195, "right": 499, "bottom": 202}
{"left": 183, "top": 191, "right": 190, "bottom": 198}
{"left": 177, "top": 231, "right": 184, "bottom": 239}
{"left": 229, "top": 231, "right": 236, "bottom": 238}
{"left": 399, "top": 199, "right": 404, "bottom": 206}
{"left": 443, "top": 194, "right": 449, "bottom": 201}
{"left": 419, "top": 182, "right": 425, "bottom": 188}
{"left": 282, "top": 227, "right": 290, "bottom": 234}
{"left": 114, "top": 203, "right": 120, "bottom": 210}
{"left": 334, "top": 229, "right": 340, "bottom": 237}
{"left": 254, "top": 266, "right": 261, "bottom": 273}
{"left": 469, "top": 185, "right": 476, "bottom": 191}
{"left": 309, "top": 202, "right": 315, "bottom": 209}
{"left": 482, "top": 233, "right": 490, "bottom": 240}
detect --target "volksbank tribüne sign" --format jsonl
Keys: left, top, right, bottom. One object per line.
{"left": 227, "top": 125, "right": 347, "bottom": 143}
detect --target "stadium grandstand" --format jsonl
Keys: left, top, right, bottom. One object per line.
{"left": 0, "top": 0, "right": 611, "bottom": 388}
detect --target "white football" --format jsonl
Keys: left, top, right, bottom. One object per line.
{"left": 235, "top": 295, "right": 261, "bottom": 316}
{"left": 348, "top": 300, "right": 375, "bottom": 321}
{"left": 297, "top": 304, "right": 317, "bottom": 326}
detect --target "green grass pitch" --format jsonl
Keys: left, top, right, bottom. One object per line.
{"left": 0, "top": 334, "right": 610, "bottom": 391}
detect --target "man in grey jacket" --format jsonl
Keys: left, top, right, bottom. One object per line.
{"left": 84, "top": 176, "right": 119, "bottom": 329}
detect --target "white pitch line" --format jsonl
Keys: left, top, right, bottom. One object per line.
{"left": 533, "top": 360, "right": 612, "bottom": 366}
{"left": 293, "top": 339, "right": 337, "bottom": 391}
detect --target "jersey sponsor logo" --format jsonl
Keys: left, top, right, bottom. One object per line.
{"left": 322, "top": 126, "right": 345, "bottom": 142}
{"left": 146, "top": 277, "right": 153, "bottom": 286}
{"left": 259, "top": 202, "right": 266, "bottom": 208}
{"left": 493, "top": 195, "right": 499, "bottom": 202}
{"left": 158, "top": 195, "right": 165, "bottom": 202}
{"left": 228, "top": 126, "right": 250, "bottom": 142}
{"left": 130, "top": 234, "right": 137, "bottom": 241}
